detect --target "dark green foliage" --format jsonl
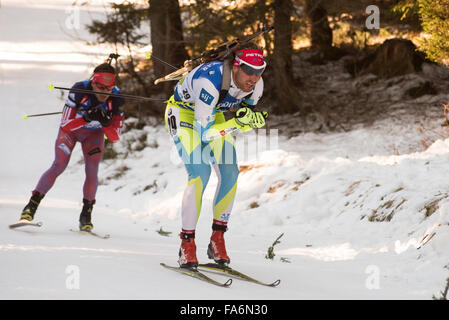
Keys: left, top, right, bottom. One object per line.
{"left": 156, "top": 227, "right": 172, "bottom": 237}
{"left": 433, "top": 277, "right": 449, "bottom": 300}
{"left": 265, "top": 233, "right": 284, "bottom": 260}
{"left": 394, "top": 0, "right": 449, "bottom": 64}
{"left": 390, "top": 0, "right": 420, "bottom": 24}
{"left": 86, "top": 2, "right": 148, "bottom": 47}
{"left": 183, "top": 0, "right": 274, "bottom": 57}
{"left": 417, "top": 0, "right": 449, "bottom": 65}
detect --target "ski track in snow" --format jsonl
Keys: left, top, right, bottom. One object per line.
{"left": 1, "top": 0, "right": 449, "bottom": 300}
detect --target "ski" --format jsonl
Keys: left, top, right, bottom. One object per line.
{"left": 69, "top": 229, "right": 110, "bottom": 239}
{"left": 198, "top": 263, "right": 281, "bottom": 287}
{"left": 9, "top": 219, "right": 43, "bottom": 229}
{"left": 160, "top": 263, "right": 232, "bottom": 287}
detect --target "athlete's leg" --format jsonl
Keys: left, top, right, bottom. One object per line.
{"left": 209, "top": 113, "right": 239, "bottom": 225}
{"left": 211, "top": 156, "right": 239, "bottom": 225}
{"left": 207, "top": 114, "right": 239, "bottom": 265}
{"left": 34, "top": 128, "right": 76, "bottom": 195}
{"left": 166, "top": 99, "right": 214, "bottom": 267}
{"left": 166, "top": 103, "right": 212, "bottom": 231}
{"left": 79, "top": 129, "right": 104, "bottom": 201}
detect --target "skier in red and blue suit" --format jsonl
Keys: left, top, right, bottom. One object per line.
{"left": 19, "top": 62, "right": 125, "bottom": 231}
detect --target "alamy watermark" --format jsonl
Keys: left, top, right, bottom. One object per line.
{"left": 65, "top": 265, "right": 80, "bottom": 290}
{"left": 365, "top": 265, "right": 380, "bottom": 290}
{"left": 365, "top": 5, "right": 380, "bottom": 30}
{"left": 65, "top": 5, "right": 81, "bottom": 30}
{"left": 168, "top": 129, "right": 279, "bottom": 165}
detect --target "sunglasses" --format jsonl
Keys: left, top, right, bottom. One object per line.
{"left": 93, "top": 80, "right": 114, "bottom": 91}
{"left": 240, "top": 63, "right": 265, "bottom": 76}
{"left": 236, "top": 57, "right": 266, "bottom": 76}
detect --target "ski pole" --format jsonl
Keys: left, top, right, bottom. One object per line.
{"left": 48, "top": 84, "right": 166, "bottom": 102}
{"left": 145, "top": 52, "right": 179, "bottom": 71}
{"left": 26, "top": 83, "right": 167, "bottom": 119}
{"left": 23, "top": 111, "right": 62, "bottom": 119}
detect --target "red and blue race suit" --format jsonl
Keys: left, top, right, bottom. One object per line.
{"left": 32, "top": 80, "right": 125, "bottom": 201}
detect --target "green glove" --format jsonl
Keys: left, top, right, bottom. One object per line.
{"left": 252, "top": 111, "right": 268, "bottom": 129}
{"left": 235, "top": 107, "right": 268, "bottom": 129}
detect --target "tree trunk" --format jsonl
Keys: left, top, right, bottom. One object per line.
{"left": 273, "top": 0, "right": 301, "bottom": 114}
{"left": 149, "top": 0, "right": 189, "bottom": 93}
{"left": 305, "top": 0, "right": 332, "bottom": 51}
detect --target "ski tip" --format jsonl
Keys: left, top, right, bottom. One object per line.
{"left": 9, "top": 220, "right": 43, "bottom": 229}
{"left": 270, "top": 279, "right": 281, "bottom": 287}
{"left": 23, "top": 115, "right": 28, "bottom": 120}
{"left": 48, "top": 83, "right": 55, "bottom": 91}
{"left": 224, "top": 278, "right": 233, "bottom": 287}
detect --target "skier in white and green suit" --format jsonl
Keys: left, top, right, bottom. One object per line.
{"left": 165, "top": 42, "right": 268, "bottom": 269}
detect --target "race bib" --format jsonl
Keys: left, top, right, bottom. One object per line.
{"left": 167, "top": 107, "right": 180, "bottom": 137}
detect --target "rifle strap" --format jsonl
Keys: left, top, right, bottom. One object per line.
{"left": 218, "top": 58, "right": 233, "bottom": 105}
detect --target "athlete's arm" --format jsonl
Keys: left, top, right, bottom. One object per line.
{"left": 193, "top": 78, "right": 251, "bottom": 142}
{"left": 60, "top": 83, "right": 90, "bottom": 132}
{"left": 101, "top": 92, "right": 125, "bottom": 142}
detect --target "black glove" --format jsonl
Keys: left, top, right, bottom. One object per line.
{"left": 97, "top": 109, "right": 112, "bottom": 127}
{"left": 82, "top": 108, "right": 99, "bottom": 122}
{"left": 83, "top": 108, "right": 112, "bottom": 127}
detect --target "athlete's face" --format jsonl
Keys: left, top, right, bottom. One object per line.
{"left": 92, "top": 81, "right": 113, "bottom": 102}
{"left": 232, "top": 66, "right": 261, "bottom": 92}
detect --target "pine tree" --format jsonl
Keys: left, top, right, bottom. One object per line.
{"left": 417, "top": 0, "right": 449, "bottom": 65}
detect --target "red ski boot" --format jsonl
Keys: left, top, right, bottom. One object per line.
{"left": 207, "top": 223, "right": 230, "bottom": 266}
{"left": 178, "top": 231, "right": 198, "bottom": 269}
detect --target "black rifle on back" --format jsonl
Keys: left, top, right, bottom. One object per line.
{"left": 154, "top": 25, "right": 274, "bottom": 85}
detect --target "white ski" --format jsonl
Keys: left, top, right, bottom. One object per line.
{"left": 69, "top": 228, "right": 110, "bottom": 239}
{"left": 9, "top": 219, "right": 43, "bottom": 229}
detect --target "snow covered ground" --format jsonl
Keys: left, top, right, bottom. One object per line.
{"left": 1, "top": 0, "right": 449, "bottom": 301}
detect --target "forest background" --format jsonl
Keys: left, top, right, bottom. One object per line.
{"left": 77, "top": 0, "right": 449, "bottom": 138}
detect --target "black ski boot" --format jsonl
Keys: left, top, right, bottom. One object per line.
{"left": 20, "top": 191, "right": 44, "bottom": 221}
{"left": 79, "top": 199, "right": 95, "bottom": 231}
